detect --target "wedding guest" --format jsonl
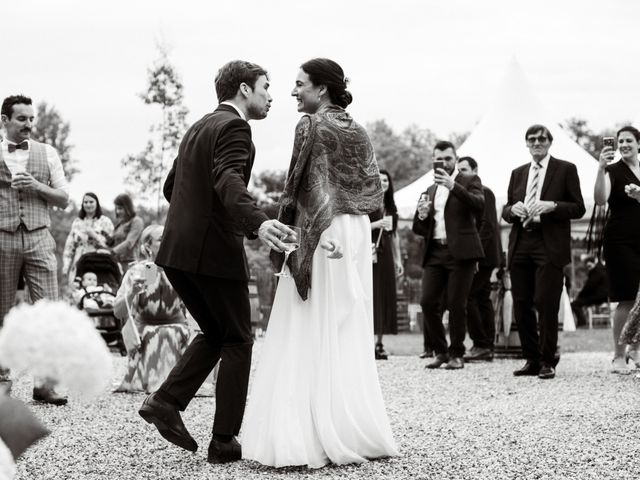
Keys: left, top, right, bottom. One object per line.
{"left": 62, "top": 192, "right": 114, "bottom": 287}
{"left": 457, "top": 156, "right": 501, "bottom": 361}
{"left": 570, "top": 255, "right": 608, "bottom": 328}
{"left": 113, "top": 225, "right": 190, "bottom": 393}
{"left": 413, "top": 141, "right": 485, "bottom": 370}
{"left": 70, "top": 271, "right": 113, "bottom": 310}
{"left": 593, "top": 126, "right": 640, "bottom": 374}
{"left": 504, "top": 125, "right": 585, "bottom": 380}
{"left": 242, "top": 58, "right": 398, "bottom": 468}
{"left": 0, "top": 94, "right": 69, "bottom": 405}
{"left": 369, "top": 169, "right": 403, "bottom": 360}
{"left": 620, "top": 286, "right": 640, "bottom": 368}
{"left": 109, "top": 193, "right": 144, "bottom": 273}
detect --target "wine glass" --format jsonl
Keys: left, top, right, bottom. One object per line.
{"left": 274, "top": 226, "right": 302, "bottom": 278}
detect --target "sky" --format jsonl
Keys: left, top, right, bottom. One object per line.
{"left": 2, "top": 0, "right": 639, "bottom": 207}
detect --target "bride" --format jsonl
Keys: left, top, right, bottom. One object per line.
{"left": 241, "top": 58, "right": 399, "bottom": 468}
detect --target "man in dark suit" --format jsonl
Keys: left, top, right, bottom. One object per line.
{"left": 413, "top": 141, "right": 485, "bottom": 370}
{"left": 571, "top": 255, "right": 608, "bottom": 327}
{"left": 138, "top": 61, "right": 292, "bottom": 464}
{"left": 457, "top": 156, "right": 502, "bottom": 361}
{"left": 503, "top": 124, "right": 585, "bottom": 379}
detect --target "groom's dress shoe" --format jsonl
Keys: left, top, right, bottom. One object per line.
{"left": 513, "top": 361, "right": 541, "bottom": 377}
{"left": 32, "top": 386, "right": 67, "bottom": 406}
{"left": 139, "top": 392, "right": 198, "bottom": 452}
{"left": 207, "top": 436, "right": 242, "bottom": 464}
{"left": 425, "top": 354, "right": 449, "bottom": 369}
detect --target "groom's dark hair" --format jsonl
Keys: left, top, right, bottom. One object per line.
{"left": 215, "top": 61, "right": 268, "bottom": 102}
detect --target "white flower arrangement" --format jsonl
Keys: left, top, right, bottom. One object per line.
{"left": 0, "top": 438, "right": 14, "bottom": 480}
{"left": 0, "top": 300, "right": 113, "bottom": 399}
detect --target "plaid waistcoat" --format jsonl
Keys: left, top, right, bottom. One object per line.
{"left": 0, "top": 141, "right": 52, "bottom": 232}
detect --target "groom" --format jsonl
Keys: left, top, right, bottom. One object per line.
{"left": 139, "top": 60, "right": 292, "bottom": 464}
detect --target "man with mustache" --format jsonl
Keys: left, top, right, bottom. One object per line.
{"left": 0, "top": 95, "right": 70, "bottom": 404}
{"left": 503, "top": 124, "right": 585, "bottom": 379}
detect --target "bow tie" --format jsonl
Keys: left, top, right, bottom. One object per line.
{"left": 8, "top": 142, "right": 28, "bottom": 153}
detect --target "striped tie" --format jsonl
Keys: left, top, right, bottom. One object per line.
{"left": 524, "top": 162, "right": 541, "bottom": 225}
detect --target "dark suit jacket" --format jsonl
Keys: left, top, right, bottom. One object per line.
{"left": 156, "top": 104, "right": 269, "bottom": 280}
{"left": 577, "top": 262, "right": 608, "bottom": 303}
{"left": 412, "top": 173, "right": 485, "bottom": 265}
{"left": 502, "top": 156, "right": 585, "bottom": 268}
{"left": 477, "top": 186, "right": 502, "bottom": 269}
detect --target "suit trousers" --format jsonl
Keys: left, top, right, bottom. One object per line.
{"left": 466, "top": 266, "right": 496, "bottom": 349}
{"left": 510, "top": 230, "right": 564, "bottom": 365}
{"left": 420, "top": 244, "right": 476, "bottom": 358}
{"left": 158, "top": 267, "right": 253, "bottom": 436}
{"left": 0, "top": 226, "right": 58, "bottom": 324}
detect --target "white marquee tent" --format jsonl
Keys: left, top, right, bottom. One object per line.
{"left": 394, "top": 58, "right": 599, "bottom": 219}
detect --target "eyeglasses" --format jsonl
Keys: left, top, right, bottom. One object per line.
{"left": 526, "top": 136, "right": 549, "bottom": 145}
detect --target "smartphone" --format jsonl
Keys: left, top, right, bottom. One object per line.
{"left": 602, "top": 137, "right": 615, "bottom": 149}
{"left": 433, "top": 160, "right": 444, "bottom": 171}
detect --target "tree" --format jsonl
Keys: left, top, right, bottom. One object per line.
{"left": 122, "top": 43, "right": 189, "bottom": 216}
{"left": 562, "top": 117, "right": 619, "bottom": 160}
{"left": 32, "top": 102, "right": 78, "bottom": 180}
{"left": 367, "top": 120, "right": 437, "bottom": 189}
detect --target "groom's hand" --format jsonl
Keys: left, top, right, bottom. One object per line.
{"left": 258, "top": 220, "right": 295, "bottom": 252}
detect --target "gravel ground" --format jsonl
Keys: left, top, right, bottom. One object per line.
{"left": 10, "top": 342, "right": 640, "bottom": 480}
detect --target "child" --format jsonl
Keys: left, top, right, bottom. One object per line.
{"left": 71, "top": 272, "right": 114, "bottom": 310}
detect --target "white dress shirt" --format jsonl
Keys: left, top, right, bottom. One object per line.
{"left": 433, "top": 167, "right": 458, "bottom": 241}
{"left": 526, "top": 154, "right": 550, "bottom": 223}
{"left": 1, "top": 138, "right": 69, "bottom": 194}
{"left": 220, "top": 101, "right": 246, "bottom": 121}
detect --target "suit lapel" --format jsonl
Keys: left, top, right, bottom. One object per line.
{"left": 516, "top": 165, "right": 530, "bottom": 202}
{"left": 540, "top": 157, "right": 557, "bottom": 198}
{"left": 427, "top": 185, "right": 437, "bottom": 216}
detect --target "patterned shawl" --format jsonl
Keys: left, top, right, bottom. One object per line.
{"left": 272, "top": 106, "right": 382, "bottom": 300}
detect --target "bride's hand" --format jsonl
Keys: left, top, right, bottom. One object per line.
{"left": 320, "top": 238, "right": 343, "bottom": 259}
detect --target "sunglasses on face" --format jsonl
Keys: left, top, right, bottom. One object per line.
{"left": 526, "top": 136, "right": 549, "bottom": 145}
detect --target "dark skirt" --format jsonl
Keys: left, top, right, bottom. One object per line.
{"left": 373, "top": 233, "right": 397, "bottom": 335}
{"left": 603, "top": 241, "right": 640, "bottom": 302}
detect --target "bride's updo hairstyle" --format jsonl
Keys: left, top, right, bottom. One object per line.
{"left": 300, "top": 58, "right": 353, "bottom": 108}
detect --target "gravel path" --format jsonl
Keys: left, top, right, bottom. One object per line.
{"left": 10, "top": 346, "right": 640, "bottom": 480}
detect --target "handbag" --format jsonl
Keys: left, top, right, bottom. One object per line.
{"left": 372, "top": 227, "right": 384, "bottom": 264}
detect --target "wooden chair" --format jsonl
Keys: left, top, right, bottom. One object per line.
{"left": 587, "top": 302, "right": 612, "bottom": 329}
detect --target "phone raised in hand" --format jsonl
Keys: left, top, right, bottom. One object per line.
{"left": 602, "top": 137, "right": 615, "bottom": 149}
{"left": 433, "top": 160, "right": 445, "bottom": 172}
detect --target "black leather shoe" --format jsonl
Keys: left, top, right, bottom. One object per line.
{"left": 444, "top": 357, "right": 464, "bottom": 370}
{"left": 513, "top": 361, "right": 541, "bottom": 376}
{"left": 464, "top": 347, "right": 494, "bottom": 362}
{"left": 538, "top": 364, "right": 556, "bottom": 379}
{"left": 32, "top": 386, "right": 68, "bottom": 406}
{"left": 139, "top": 392, "right": 198, "bottom": 452}
{"left": 207, "top": 436, "right": 242, "bottom": 464}
{"left": 419, "top": 350, "right": 434, "bottom": 359}
{"left": 425, "top": 354, "right": 449, "bottom": 369}
{"left": 375, "top": 344, "right": 388, "bottom": 360}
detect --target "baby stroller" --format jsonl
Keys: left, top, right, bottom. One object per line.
{"left": 74, "top": 251, "right": 126, "bottom": 356}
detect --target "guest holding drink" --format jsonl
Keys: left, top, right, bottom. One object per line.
{"left": 369, "top": 169, "right": 403, "bottom": 360}
{"left": 593, "top": 126, "right": 640, "bottom": 374}
{"left": 113, "top": 225, "right": 190, "bottom": 393}
{"left": 62, "top": 192, "right": 114, "bottom": 287}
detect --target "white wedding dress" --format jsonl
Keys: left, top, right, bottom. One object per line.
{"left": 242, "top": 214, "right": 399, "bottom": 468}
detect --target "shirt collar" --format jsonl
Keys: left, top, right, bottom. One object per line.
{"left": 532, "top": 154, "right": 550, "bottom": 168}
{"left": 220, "top": 101, "right": 246, "bottom": 121}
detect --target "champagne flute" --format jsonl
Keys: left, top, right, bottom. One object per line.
{"left": 274, "top": 226, "right": 302, "bottom": 278}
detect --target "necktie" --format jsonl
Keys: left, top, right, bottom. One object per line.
{"left": 8, "top": 142, "right": 28, "bottom": 153}
{"left": 524, "top": 162, "right": 541, "bottom": 225}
